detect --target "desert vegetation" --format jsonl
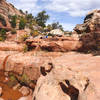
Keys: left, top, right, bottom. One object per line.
{"left": 0, "top": 0, "right": 100, "bottom": 100}
{"left": 0, "top": 29, "right": 6, "bottom": 41}
{"left": 0, "top": 14, "right": 6, "bottom": 26}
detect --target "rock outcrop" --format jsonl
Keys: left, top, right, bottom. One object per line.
{"left": 0, "top": 51, "right": 99, "bottom": 100}
{"left": 26, "top": 36, "right": 82, "bottom": 52}
{"left": 0, "top": 0, "right": 23, "bottom": 17}
{"left": 33, "top": 65, "right": 87, "bottom": 100}
{"left": 74, "top": 10, "right": 100, "bottom": 52}
{"left": 0, "top": 51, "right": 55, "bottom": 91}
{"left": 0, "top": 0, "right": 24, "bottom": 30}
{"left": 33, "top": 52, "right": 100, "bottom": 100}
{"left": 0, "top": 41, "right": 24, "bottom": 51}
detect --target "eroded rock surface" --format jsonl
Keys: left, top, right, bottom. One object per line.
{"left": 33, "top": 63, "right": 89, "bottom": 100}
{"left": 74, "top": 10, "right": 100, "bottom": 52}
{"left": 33, "top": 52, "right": 100, "bottom": 100}
{"left": 0, "top": 0, "right": 24, "bottom": 30}
{"left": 0, "top": 51, "right": 99, "bottom": 100}
{"left": 26, "top": 36, "right": 82, "bottom": 52}
{"left": 0, "top": 41, "right": 24, "bottom": 51}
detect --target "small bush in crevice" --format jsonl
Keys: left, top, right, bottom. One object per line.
{"left": 10, "top": 15, "right": 17, "bottom": 28}
{"left": 23, "top": 45, "right": 28, "bottom": 52}
{"left": 30, "top": 30, "right": 39, "bottom": 37}
{"left": 7, "top": 73, "right": 18, "bottom": 88}
{"left": 0, "top": 29, "right": 7, "bottom": 41}
{"left": 21, "top": 73, "right": 31, "bottom": 84}
{"left": 0, "top": 14, "right": 7, "bottom": 26}
{"left": 19, "top": 34, "right": 29, "bottom": 42}
{"left": 19, "top": 17, "right": 26, "bottom": 30}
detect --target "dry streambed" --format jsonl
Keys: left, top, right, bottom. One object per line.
{"left": 0, "top": 51, "right": 99, "bottom": 100}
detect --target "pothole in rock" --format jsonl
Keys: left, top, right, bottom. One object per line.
{"left": 59, "top": 80, "right": 79, "bottom": 100}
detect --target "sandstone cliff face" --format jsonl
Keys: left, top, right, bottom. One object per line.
{"left": 74, "top": 10, "right": 100, "bottom": 34}
{"left": 0, "top": 0, "right": 23, "bottom": 17}
{"left": 74, "top": 10, "right": 100, "bottom": 52}
{"left": 0, "top": 0, "right": 24, "bottom": 30}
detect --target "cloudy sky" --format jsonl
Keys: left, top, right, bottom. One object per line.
{"left": 7, "top": 0, "right": 100, "bottom": 31}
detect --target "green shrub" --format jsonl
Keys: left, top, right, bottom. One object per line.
{"left": 19, "top": 17, "right": 26, "bottom": 30}
{"left": 7, "top": 73, "right": 18, "bottom": 88}
{"left": 23, "top": 45, "right": 28, "bottom": 52}
{"left": 0, "top": 29, "right": 6, "bottom": 41}
{"left": 26, "top": 13, "right": 33, "bottom": 23}
{"left": 0, "top": 14, "right": 6, "bottom": 26}
{"left": 10, "top": 15, "right": 17, "bottom": 28}
{"left": 46, "top": 24, "right": 52, "bottom": 32}
{"left": 32, "top": 20, "right": 37, "bottom": 25}
{"left": 0, "top": 37, "right": 4, "bottom": 41}
{"left": 20, "top": 34, "right": 29, "bottom": 42}
{"left": 30, "top": 30, "right": 39, "bottom": 37}
{"left": 10, "top": 75, "right": 16, "bottom": 81}
{"left": 21, "top": 73, "right": 31, "bottom": 84}
{"left": 29, "top": 23, "right": 33, "bottom": 30}
{"left": 11, "top": 29, "right": 16, "bottom": 34}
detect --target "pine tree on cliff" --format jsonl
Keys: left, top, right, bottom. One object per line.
{"left": 35, "top": 10, "right": 49, "bottom": 28}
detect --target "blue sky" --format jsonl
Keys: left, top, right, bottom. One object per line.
{"left": 7, "top": 0, "right": 100, "bottom": 31}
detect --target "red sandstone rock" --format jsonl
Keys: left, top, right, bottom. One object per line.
{"left": 19, "top": 86, "right": 30, "bottom": 96}
{"left": 32, "top": 52, "right": 100, "bottom": 100}
{"left": 0, "top": 41, "right": 24, "bottom": 51}
{"left": 32, "top": 61, "right": 90, "bottom": 100}
{"left": 0, "top": 0, "right": 24, "bottom": 30}
{"left": 26, "top": 36, "right": 82, "bottom": 52}
{"left": 74, "top": 10, "right": 100, "bottom": 52}
{"left": 0, "top": 51, "right": 99, "bottom": 100}
{"left": 53, "top": 52, "right": 100, "bottom": 100}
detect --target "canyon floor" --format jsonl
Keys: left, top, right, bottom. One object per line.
{"left": 0, "top": 50, "right": 99, "bottom": 100}
{"left": 0, "top": 1, "right": 100, "bottom": 99}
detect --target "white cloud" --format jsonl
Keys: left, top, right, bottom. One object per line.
{"left": 7, "top": 0, "right": 40, "bottom": 15}
{"left": 7, "top": 0, "right": 100, "bottom": 31}
{"left": 61, "top": 23, "right": 76, "bottom": 31}
{"left": 45, "top": 0, "right": 100, "bottom": 17}
{"left": 7, "top": 0, "right": 100, "bottom": 17}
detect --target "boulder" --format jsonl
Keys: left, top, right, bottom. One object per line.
{"left": 33, "top": 62, "right": 90, "bottom": 100}
{"left": 50, "top": 29, "right": 64, "bottom": 36}
{"left": 19, "top": 86, "right": 30, "bottom": 96}
{"left": 33, "top": 52, "right": 100, "bottom": 100}
{"left": 74, "top": 10, "right": 100, "bottom": 52}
